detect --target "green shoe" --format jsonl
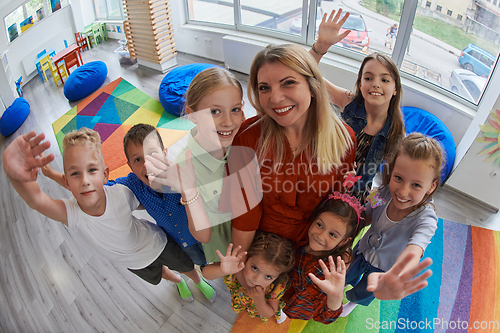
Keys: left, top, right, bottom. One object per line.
{"left": 196, "top": 278, "right": 216, "bottom": 302}
{"left": 176, "top": 278, "right": 193, "bottom": 302}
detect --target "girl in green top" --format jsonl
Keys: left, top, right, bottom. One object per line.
{"left": 176, "top": 67, "right": 245, "bottom": 272}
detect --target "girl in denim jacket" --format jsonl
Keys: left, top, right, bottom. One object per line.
{"left": 309, "top": 11, "right": 406, "bottom": 202}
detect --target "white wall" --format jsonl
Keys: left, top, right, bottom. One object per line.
{"left": 69, "top": 0, "right": 95, "bottom": 31}
{"left": 0, "top": 4, "right": 76, "bottom": 83}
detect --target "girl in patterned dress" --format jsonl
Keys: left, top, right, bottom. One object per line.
{"left": 284, "top": 191, "right": 365, "bottom": 324}
{"left": 204, "top": 232, "right": 295, "bottom": 323}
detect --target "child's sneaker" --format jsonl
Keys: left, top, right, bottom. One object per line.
{"left": 276, "top": 309, "right": 287, "bottom": 324}
{"left": 176, "top": 278, "right": 194, "bottom": 302}
{"left": 339, "top": 301, "right": 357, "bottom": 317}
{"left": 196, "top": 278, "right": 216, "bottom": 302}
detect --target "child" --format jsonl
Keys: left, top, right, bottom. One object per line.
{"left": 283, "top": 191, "right": 365, "bottom": 324}
{"left": 7, "top": 128, "right": 206, "bottom": 302}
{"left": 386, "top": 23, "right": 398, "bottom": 49}
{"left": 203, "top": 232, "right": 295, "bottom": 323}
{"left": 310, "top": 16, "right": 406, "bottom": 202}
{"left": 341, "top": 133, "right": 443, "bottom": 316}
{"left": 46, "top": 124, "right": 216, "bottom": 302}
{"left": 173, "top": 67, "right": 245, "bottom": 267}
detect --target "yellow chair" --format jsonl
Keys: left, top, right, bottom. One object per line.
{"left": 39, "top": 55, "right": 68, "bottom": 86}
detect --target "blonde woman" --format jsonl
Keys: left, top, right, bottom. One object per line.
{"left": 221, "top": 43, "right": 356, "bottom": 253}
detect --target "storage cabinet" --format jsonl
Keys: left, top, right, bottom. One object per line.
{"left": 0, "top": 51, "right": 17, "bottom": 113}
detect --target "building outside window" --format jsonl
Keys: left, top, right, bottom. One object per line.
{"left": 184, "top": 0, "right": 499, "bottom": 106}
{"left": 447, "top": 9, "right": 452, "bottom": 16}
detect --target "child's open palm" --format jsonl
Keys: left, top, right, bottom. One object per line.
{"left": 309, "top": 256, "right": 346, "bottom": 297}
{"left": 217, "top": 243, "right": 247, "bottom": 276}
{"left": 3, "top": 131, "right": 54, "bottom": 182}
{"left": 316, "top": 9, "right": 351, "bottom": 51}
{"left": 145, "top": 149, "right": 197, "bottom": 193}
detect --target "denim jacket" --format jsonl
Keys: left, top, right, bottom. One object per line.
{"left": 341, "top": 97, "right": 392, "bottom": 195}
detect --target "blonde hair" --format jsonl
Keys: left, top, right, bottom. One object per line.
{"left": 382, "top": 133, "right": 444, "bottom": 209}
{"left": 62, "top": 127, "right": 104, "bottom": 170}
{"left": 248, "top": 44, "right": 353, "bottom": 174}
{"left": 353, "top": 53, "right": 405, "bottom": 156}
{"left": 185, "top": 67, "right": 243, "bottom": 113}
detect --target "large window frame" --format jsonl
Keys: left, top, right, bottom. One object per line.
{"left": 3, "top": 0, "right": 69, "bottom": 43}
{"left": 184, "top": 0, "right": 499, "bottom": 109}
{"left": 93, "top": 0, "right": 124, "bottom": 21}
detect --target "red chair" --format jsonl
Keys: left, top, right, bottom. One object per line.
{"left": 75, "top": 32, "right": 89, "bottom": 52}
{"left": 63, "top": 51, "right": 81, "bottom": 75}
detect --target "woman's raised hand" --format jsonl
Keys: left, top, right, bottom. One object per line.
{"left": 217, "top": 243, "right": 247, "bottom": 276}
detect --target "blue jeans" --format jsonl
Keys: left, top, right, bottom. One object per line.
{"left": 345, "top": 247, "right": 385, "bottom": 306}
{"left": 182, "top": 242, "right": 208, "bottom": 268}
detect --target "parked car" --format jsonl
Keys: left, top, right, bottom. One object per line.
{"left": 458, "top": 44, "right": 495, "bottom": 77}
{"left": 450, "top": 68, "right": 487, "bottom": 103}
{"left": 339, "top": 12, "right": 370, "bottom": 50}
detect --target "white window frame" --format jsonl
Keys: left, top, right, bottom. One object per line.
{"left": 183, "top": 0, "right": 499, "bottom": 109}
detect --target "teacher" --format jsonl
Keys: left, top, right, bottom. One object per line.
{"left": 224, "top": 43, "right": 356, "bottom": 253}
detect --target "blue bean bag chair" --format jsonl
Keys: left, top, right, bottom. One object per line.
{"left": 401, "top": 106, "right": 456, "bottom": 182}
{"left": 159, "top": 63, "right": 220, "bottom": 117}
{"left": 0, "top": 97, "right": 30, "bottom": 136}
{"left": 64, "top": 61, "right": 108, "bottom": 101}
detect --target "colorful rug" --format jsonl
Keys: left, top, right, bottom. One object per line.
{"left": 52, "top": 77, "right": 193, "bottom": 179}
{"left": 231, "top": 219, "right": 500, "bottom": 332}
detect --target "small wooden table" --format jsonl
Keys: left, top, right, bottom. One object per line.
{"left": 52, "top": 44, "right": 83, "bottom": 84}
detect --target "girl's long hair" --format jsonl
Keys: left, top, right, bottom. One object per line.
{"left": 248, "top": 44, "right": 353, "bottom": 174}
{"left": 353, "top": 53, "right": 405, "bottom": 156}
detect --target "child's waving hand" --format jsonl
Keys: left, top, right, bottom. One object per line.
{"left": 313, "top": 9, "right": 351, "bottom": 56}
{"left": 217, "top": 243, "right": 247, "bottom": 276}
{"left": 309, "top": 256, "right": 346, "bottom": 311}
{"left": 309, "top": 256, "right": 346, "bottom": 296}
{"left": 4, "top": 131, "right": 54, "bottom": 182}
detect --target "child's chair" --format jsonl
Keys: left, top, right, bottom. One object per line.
{"left": 36, "top": 50, "right": 47, "bottom": 81}
{"left": 63, "top": 51, "right": 81, "bottom": 75}
{"left": 75, "top": 32, "right": 89, "bottom": 52}
{"left": 90, "top": 23, "right": 104, "bottom": 46}
{"left": 15, "top": 77, "right": 23, "bottom": 97}
{"left": 39, "top": 55, "right": 68, "bottom": 86}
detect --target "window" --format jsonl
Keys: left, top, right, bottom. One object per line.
{"left": 4, "top": 0, "right": 69, "bottom": 42}
{"left": 184, "top": 0, "right": 499, "bottom": 106}
{"left": 494, "top": 0, "right": 498, "bottom": 5}
{"left": 462, "top": 80, "right": 482, "bottom": 101}
{"left": 447, "top": 10, "right": 452, "bottom": 16}
{"left": 93, "top": 0, "right": 124, "bottom": 20}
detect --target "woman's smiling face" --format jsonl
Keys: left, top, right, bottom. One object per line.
{"left": 256, "top": 61, "right": 312, "bottom": 130}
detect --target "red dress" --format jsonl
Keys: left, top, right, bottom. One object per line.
{"left": 221, "top": 116, "right": 356, "bottom": 247}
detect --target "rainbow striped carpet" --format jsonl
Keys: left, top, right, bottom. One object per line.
{"left": 231, "top": 219, "right": 500, "bottom": 332}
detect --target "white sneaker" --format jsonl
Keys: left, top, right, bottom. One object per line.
{"left": 339, "top": 301, "right": 357, "bottom": 317}
{"left": 276, "top": 309, "right": 287, "bottom": 324}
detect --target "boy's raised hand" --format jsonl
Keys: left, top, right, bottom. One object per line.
{"left": 315, "top": 9, "right": 351, "bottom": 54}
{"left": 366, "top": 252, "right": 433, "bottom": 300}
{"left": 3, "top": 131, "right": 54, "bottom": 182}
{"left": 217, "top": 243, "right": 246, "bottom": 276}
{"left": 309, "top": 256, "right": 346, "bottom": 298}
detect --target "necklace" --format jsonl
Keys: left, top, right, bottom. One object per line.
{"left": 285, "top": 134, "right": 303, "bottom": 157}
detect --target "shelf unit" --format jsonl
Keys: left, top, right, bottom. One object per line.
{"left": 0, "top": 51, "right": 17, "bottom": 114}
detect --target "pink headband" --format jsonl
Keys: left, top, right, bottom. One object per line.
{"left": 326, "top": 192, "right": 365, "bottom": 231}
